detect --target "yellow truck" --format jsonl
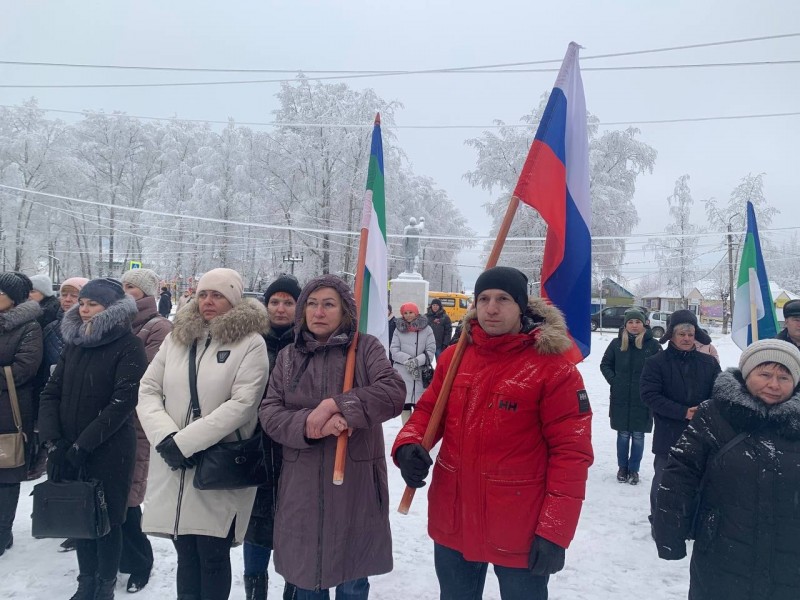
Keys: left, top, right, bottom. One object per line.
{"left": 427, "top": 292, "right": 472, "bottom": 323}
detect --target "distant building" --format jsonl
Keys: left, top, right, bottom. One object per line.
{"left": 592, "top": 277, "right": 635, "bottom": 313}
{"left": 641, "top": 286, "right": 704, "bottom": 315}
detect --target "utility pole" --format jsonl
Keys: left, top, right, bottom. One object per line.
{"left": 726, "top": 221, "right": 735, "bottom": 329}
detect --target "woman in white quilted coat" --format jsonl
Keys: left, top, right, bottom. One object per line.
{"left": 390, "top": 302, "right": 436, "bottom": 424}
{"left": 137, "top": 268, "right": 269, "bottom": 600}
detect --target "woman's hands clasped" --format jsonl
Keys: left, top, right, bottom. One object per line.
{"left": 305, "top": 397, "right": 351, "bottom": 439}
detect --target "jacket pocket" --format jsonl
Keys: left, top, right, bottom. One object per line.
{"left": 282, "top": 448, "right": 301, "bottom": 463}
{"left": 484, "top": 477, "right": 543, "bottom": 554}
{"left": 428, "top": 458, "right": 459, "bottom": 535}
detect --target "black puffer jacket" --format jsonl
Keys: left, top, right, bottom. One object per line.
{"left": 600, "top": 328, "right": 661, "bottom": 433}
{"left": 654, "top": 370, "right": 800, "bottom": 599}
{"left": 0, "top": 301, "right": 43, "bottom": 483}
{"left": 640, "top": 344, "right": 720, "bottom": 454}
{"left": 39, "top": 297, "right": 148, "bottom": 525}
{"left": 245, "top": 323, "right": 294, "bottom": 548}
{"left": 425, "top": 306, "right": 452, "bottom": 350}
{"left": 777, "top": 328, "right": 800, "bottom": 351}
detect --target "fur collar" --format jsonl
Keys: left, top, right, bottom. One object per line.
{"left": 0, "top": 300, "right": 42, "bottom": 333}
{"left": 713, "top": 369, "right": 800, "bottom": 440}
{"left": 61, "top": 296, "right": 137, "bottom": 348}
{"left": 460, "top": 296, "right": 572, "bottom": 355}
{"left": 171, "top": 298, "right": 269, "bottom": 347}
{"left": 394, "top": 314, "right": 429, "bottom": 333}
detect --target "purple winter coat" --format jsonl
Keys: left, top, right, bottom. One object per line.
{"left": 259, "top": 275, "right": 404, "bottom": 591}
{"left": 127, "top": 295, "right": 172, "bottom": 507}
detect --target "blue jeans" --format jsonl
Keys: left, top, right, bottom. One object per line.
{"left": 616, "top": 431, "right": 645, "bottom": 473}
{"left": 294, "top": 578, "right": 369, "bottom": 599}
{"left": 434, "top": 543, "right": 549, "bottom": 600}
{"left": 243, "top": 541, "right": 272, "bottom": 577}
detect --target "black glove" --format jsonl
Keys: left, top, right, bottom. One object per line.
{"left": 156, "top": 433, "right": 194, "bottom": 470}
{"left": 46, "top": 439, "right": 71, "bottom": 466}
{"left": 65, "top": 444, "right": 89, "bottom": 469}
{"left": 395, "top": 443, "right": 432, "bottom": 488}
{"left": 528, "top": 535, "right": 566, "bottom": 576}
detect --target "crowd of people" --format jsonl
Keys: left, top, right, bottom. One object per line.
{"left": 1, "top": 265, "right": 800, "bottom": 599}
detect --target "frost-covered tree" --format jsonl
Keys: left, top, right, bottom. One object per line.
{"left": 652, "top": 175, "right": 700, "bottom": 307}
{"left": 464, "top": 94, "right": 656, "bottom": 284}
{"left": 704, "top": 172, "right": 776, "bottom": 318}
{"left": 0, "top": 99, "right": 68, "bottom": 271}
{"left": 0, "top": 83, "right": 475, "bottom": 289}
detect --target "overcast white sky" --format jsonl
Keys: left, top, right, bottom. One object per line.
{"left": 1, "top": 1, "right": 797, "bottom": 288}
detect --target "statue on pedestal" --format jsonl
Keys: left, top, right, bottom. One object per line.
{"left": 403, "top": 217, "right": 425, "bottom": 274}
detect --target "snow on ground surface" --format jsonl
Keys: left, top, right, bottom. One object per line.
{"left": 2, "top": 330, "right": 744, "bottom": 599}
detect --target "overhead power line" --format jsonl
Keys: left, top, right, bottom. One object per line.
{"left": 2, "top": 103, "right": 797, "bottom": 130}
{"left": 0, "top": 60, "right": 796, "bottom": 89}
{"left": 0, "top": 32, "right": 796, "bottom": 73}
{"left": 4, "top": 183, "right": 799, "bottom": 243}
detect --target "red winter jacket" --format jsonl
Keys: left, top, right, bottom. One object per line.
{"left": 392, "top": 298, "right": 594, "bottom": 568}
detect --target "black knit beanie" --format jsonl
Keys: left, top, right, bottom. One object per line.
{"left": 79, "top": 277, "right": 125, "bottom": 307}
{"left": 264, "top": 275, "right": 302, "bottom": 303}
{"left": 473, "top": 267, "right": 529, "bottom": 315}
{"left": 0, "top": 272, "right": 33, "bottom": 306}
{"left": 659, "top": 309, "right": 711, "bottom": 345}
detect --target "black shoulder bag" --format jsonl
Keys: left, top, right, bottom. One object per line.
{"left": 189, "top": 341, "right": 267, "bottom": 490}
{"left": 688, "top": 430, "right": 749, "bottom": 539}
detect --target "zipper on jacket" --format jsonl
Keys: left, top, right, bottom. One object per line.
{"left": 315, "top": 347, "right": 329, "bottom": 591}
{"left": 173, "top": 339, "right": 209, "bottom": 540}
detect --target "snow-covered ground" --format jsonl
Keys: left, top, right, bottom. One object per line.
{"left": 4, "top": 331, "right": 743, "bottom": 599}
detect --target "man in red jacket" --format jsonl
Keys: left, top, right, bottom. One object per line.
{"left": 393, "top": 266, "right": 593, "bottom": 600}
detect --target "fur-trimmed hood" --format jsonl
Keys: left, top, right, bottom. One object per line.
{"left": 461, "top": 296, "right": 572, "bottom": 355}
{"left": 394, "top": 314, "right": 429, "bottom": 334}
{"left": 61, "top": 295, "right": 137, "bottom": 348}
{"left": 171, "top": 297, "right": 269, "bottom": 347}
{"left": 0, "top": 299, "right": 42, "bottom": 333}
{"left": 713, "top": 368, "right": 800, "bottom": 440}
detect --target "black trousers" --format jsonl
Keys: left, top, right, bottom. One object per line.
{"left": 119, "top": 506, "right": 153, "bottom": 576}
{"left": 173, "top": 527, "right": 235, "bottom": 600}
{"left": 76, "top": 525, "right": 123, "bottom": 580}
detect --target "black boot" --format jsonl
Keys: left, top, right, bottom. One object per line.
{"left": 0, "top": 483, "right": 20, "bottom": 556}
{"left": 283, "top": 582, "right": 297, "bottom": 600}
{"left": 68, "top": 575, "right": 96, "bottom": 600}
{"left": 94, "top": 577, "right": 116, "bottom": 600}
{"left": 245, "top": 573, "right": 267, "bottom": 599}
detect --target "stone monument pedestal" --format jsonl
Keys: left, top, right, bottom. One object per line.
{"left": 390, "top": 272, "right": 429, "bottom": 313}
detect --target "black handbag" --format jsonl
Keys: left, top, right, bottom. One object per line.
{"left": 415, "top": 332, "right": 434, "bottom": 388}
{"left": 420, "top": 353, "right": 434, "bottom": 388}
{"left": 31, "top": 469, "right": 111, "bottom": 539}
{"left": 188, "top": 341, "right": 267, "bottom": 491}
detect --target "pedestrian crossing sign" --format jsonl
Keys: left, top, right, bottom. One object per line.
{"left": 129, "top": 261, "right": 142, "bottom": 270}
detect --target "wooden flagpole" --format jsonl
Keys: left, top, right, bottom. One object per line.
{"left": 332, "top": 195, "right": 372, "bottom": 485}
{"left": 397, "top": 196, "right": 521, "bottom": 513}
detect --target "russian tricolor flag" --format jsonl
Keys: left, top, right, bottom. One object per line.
{"left": 512, "top": 42, "right": 591, "bottom": 363}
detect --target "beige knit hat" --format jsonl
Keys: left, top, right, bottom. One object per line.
{"left": 197, "top": 268, "right": 244, "bottom": 306}
{"left": 121, "top": 268, "right": 160, "bottom": 297}
{"left": 739, "top": 339, "right": 800, "bottom": 387}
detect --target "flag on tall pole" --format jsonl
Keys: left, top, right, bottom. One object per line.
{"left": 359, "top": 113, "right": 390, "bottom": 352}
{"left": 512, "top": 42, "right": 591, "bottom": 363}
{"left": 731, "top": 201, "right": 778, "bottom": 349}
